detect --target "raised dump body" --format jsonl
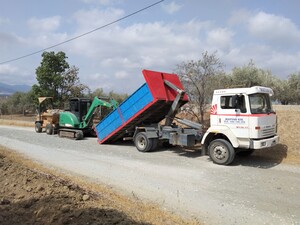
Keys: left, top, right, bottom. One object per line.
{"left": 95, "top": 69, "right": 189, "bottom": 144}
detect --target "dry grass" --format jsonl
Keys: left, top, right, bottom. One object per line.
{"left": 0, "top": 114, "right": 35, "bottom": 127}
{"left": 271, "top": 105, "right": 300, "bottom": 164}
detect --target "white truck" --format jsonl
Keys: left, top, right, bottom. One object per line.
{"left": 202, "top": 86, "right": 279, "bottom": 165}
{"left": 95, "top": 70, "right": 279, "bottom": 165}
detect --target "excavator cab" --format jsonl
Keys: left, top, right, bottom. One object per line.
{"left": 68, "top": 98, "right": 92, "bottom": 123}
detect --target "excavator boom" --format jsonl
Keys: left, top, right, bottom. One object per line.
{"left": 81, "top": 96, "right": 118, "bottom": 128}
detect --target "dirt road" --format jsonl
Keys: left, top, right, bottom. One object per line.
{"left": 1, "top": 125, "right": 299, "bottom": 225}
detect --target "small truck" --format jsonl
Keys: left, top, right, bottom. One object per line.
{"left": 95, "top": 70, "right": 279, "bottom": 165}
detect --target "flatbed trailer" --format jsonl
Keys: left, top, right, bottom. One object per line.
{"left": 95, "top": 70, "right": 201, "bottom": 150}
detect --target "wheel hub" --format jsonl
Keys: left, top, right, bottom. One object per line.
{"left": 213, "top": 146, "right": 227, "bottom": 160}
{"left": 137, "top": 138, "right": 146, "bottom": 149}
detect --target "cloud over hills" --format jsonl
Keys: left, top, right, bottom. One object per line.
{"left": 0, "top": 1, "right": 300, "bottom": 93}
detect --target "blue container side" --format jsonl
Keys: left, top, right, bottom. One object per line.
{"left": 96, "top": 83, "right": 154, "bottom": 142}
{"left": 97, "top": 110, "right": 122, "bottom": 140}
{"left": 120, "top": 84, "right": 153, "bottom": 122}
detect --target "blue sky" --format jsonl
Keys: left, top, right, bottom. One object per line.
{"left": 1, "top": 0, "right": 300, "bottom": 93}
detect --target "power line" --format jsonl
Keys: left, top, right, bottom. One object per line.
{"left": 0, "top": 0, "right": 165, "bottom": 65}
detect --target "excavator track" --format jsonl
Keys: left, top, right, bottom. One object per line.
{"left": 58, "top": 129, "right": 83, "bottom": 140}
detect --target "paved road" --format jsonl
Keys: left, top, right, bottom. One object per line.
{"left": 1, "top": 125, "right": 299, "bottom": 225}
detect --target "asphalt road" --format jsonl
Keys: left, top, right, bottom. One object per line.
{"left": 1, "top": 125, "right": 299, "bottom": 225}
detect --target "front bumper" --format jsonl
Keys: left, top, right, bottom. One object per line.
{"left": 250, "top": 135, "right": 279, "bottom": 149}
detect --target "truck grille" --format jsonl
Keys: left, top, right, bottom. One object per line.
{"left": 261, "top": 128, "right": 276, "bottom": 138}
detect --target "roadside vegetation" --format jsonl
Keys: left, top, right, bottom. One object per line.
{"left": 0, "top": 50, "right": 299, "bottom": 125}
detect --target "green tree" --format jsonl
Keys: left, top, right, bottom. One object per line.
{"left": 230, "top": 60, "right": 264, "bottom": 87}
{"left": 176, "top": 51, "right": 224, "bottom": 123}
{"left": 273, "top": 79, "right": 291, "bottom": 105}
{"left": 34, "top": 51, "right": 88, "bottom": 107}
{"left": 229, "top": 60, "right": 286, "bottom": 103}
{"left": 288, "top": 73, "right": 300, "bottom": 104}
{"left": 0, "top": 92, "right": 33, "bottom": 115}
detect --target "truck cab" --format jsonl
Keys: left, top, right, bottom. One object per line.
{"left": 202, "top": 86, "right": 279, "bottom": 165}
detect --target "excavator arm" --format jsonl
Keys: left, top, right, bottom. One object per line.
{"left": 81, "top": 96, "right": 118, "bottom": 128}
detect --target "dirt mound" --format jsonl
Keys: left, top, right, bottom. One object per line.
{"left": 0, "top": 148, "right": 198, "bottom": 225}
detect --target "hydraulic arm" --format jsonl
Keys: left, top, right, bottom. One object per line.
{"left": 81, "top": 96, "right": 118, "bottom": 128}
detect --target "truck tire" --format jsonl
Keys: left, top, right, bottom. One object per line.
{"left": 35, "top": 122, "right": 42, "bottom": 133}
{"left": 151, "top": 138, "right": 158, "bottom": 151}
{"left": 208, "top": 139, "right": 235, "bottom": 165}
{"left": 134, "top": 132, "right": 153, "bottom": 152}
{"left": 46, "top": 124, "right": 53, "bottom": 135}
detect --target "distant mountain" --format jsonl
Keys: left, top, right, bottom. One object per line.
{"left": 0, "top": 82, "right": 31, "bottom": 96}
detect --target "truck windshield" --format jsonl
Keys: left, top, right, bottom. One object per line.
{"left": 249, "top": 93, "right": 273, "bottom": 114}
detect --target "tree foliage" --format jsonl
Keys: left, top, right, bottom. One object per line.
{"left": 87, "top": 88, "right": 128, "bottom": 120}
{"left": 33, "top": 51, "right": 88, "bottom": 107}
{"left": 176, "top": 51, "right": 224, "bottom": 123}
{"left": 228, "top": 61, "right": 300, "bottom": 104}
{"left": 0, "top": 92, "right": 33, "bottom": 115}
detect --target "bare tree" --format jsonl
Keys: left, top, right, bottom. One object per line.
{"left": 176, "top": 51, "right": 224, "bottom": 124}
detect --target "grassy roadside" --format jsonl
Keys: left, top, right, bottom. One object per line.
{"left": 0, "top": 114, "right": 35, "bottom": 127}
{"left": 0, "top": 146, "right": 200, "bottom": 225}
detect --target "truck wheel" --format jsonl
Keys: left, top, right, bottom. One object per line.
{"left": 134, "top": 132, "right": 152, "bottom": 152}
{"left": 46, "top": 124, "right": 53, "bottom": 135}
{"left": 208, "top": 139, "right": 235, "bottom": 165}
{"left": 35, "top": 122, "right": 42, "bottom": 133}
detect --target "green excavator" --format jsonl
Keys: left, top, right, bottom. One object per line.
{"left": 35, "top": 96, "right": 118, "bottom": 140}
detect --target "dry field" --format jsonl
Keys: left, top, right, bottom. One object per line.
{"left": 264, "top": 105, "right": 300, "bottom": 165}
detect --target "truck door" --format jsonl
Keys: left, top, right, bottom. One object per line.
{"left": 218, "top": 95, "right": 249, "bottom": 139}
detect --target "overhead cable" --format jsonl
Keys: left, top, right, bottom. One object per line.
{"left": 0, "top": 0, "right": 164, "bottom": 65}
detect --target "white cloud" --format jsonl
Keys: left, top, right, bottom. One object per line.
{"left": 73, "top": 8, "right": 124, "bottom": 32}
{"left": 28, "top": 16, "right": 61, "bottom": 32}
{"left": 248, "top": 11, "right": 300, "bottom": 45}
{"left": 228, "top": 9, "right": 251, "bottom": 26}
{"left": 3, "top": 6, "right": 300, "bottom": 91}
{"left": 115, "top": 71, "right": 128, "bottom": 79}
{"left": 162, "top": 1, "right": 182, "bottom": 14}
{"left": 0, "top": 64, "right": 18, "bottom": 74}
{"left": 79, "top": 0, "right": 121, "bottom": 5}
{"left": 207, "top": 28, "right": 234, "bottom": 51}
{"left": 65, "top": 13, "right": 210, "bottom": 92}
{"left": 0, "top": 64, "right": 34, "bottom": 85}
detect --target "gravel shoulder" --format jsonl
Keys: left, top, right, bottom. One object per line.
{"left": 1, "top": 125, "right": 300, "bottom": 225}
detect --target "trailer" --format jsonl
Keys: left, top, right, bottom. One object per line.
{"left": 95, "top": 69, "right": 202, "bottom": 151}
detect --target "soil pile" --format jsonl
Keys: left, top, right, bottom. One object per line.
{"left": 0, "top": 148, "right": 197, "bottom": 225}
